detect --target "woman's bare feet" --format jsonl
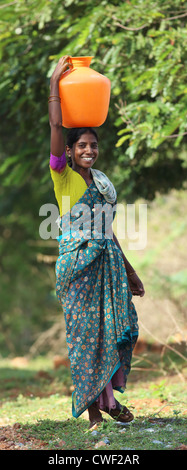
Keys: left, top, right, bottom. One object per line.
{"left": 88, "top": 402, "right": 103, "bottom": 429}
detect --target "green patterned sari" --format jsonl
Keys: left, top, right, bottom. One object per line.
{"left": 55, "top": 172, "right": 138, "bottom": 418}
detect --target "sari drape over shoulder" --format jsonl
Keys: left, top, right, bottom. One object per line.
{"left": 55, "top": 169, "right": 138, "bottom": 418}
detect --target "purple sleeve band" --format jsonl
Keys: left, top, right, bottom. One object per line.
{"left": 50, "top": 151, "right": 66, "bottom": 172}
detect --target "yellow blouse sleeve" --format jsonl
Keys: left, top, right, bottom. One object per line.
{"left": 50, "top": 163, "right": 88, "bottom": 216}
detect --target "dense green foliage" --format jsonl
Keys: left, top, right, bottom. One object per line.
{"left": 0, "top": 0, "right": 187, "bottom": 355}
{"left": 1, "top": 0, "right": 187, "bottom": 198}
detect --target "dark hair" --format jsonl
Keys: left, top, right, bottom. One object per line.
{"left": 66, "top": 127, "right": 99, "bottom": 167}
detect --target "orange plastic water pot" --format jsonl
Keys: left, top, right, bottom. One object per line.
{"left": 59, "top": 56, "right": 111, "bottom": 128}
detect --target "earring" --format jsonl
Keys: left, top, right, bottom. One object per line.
{"left": 67, "top": 154, "right": 72, "bottom": 167}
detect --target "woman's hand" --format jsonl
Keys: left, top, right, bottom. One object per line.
{"left": 50, "top": 55, "right": 71, "bottom": 84}
{"left": 127, "top": 272, "right": 145, "bottom": 297}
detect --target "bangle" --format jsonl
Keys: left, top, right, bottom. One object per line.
{"left": 128, "top": 271, "right": 136, "bottom": 276}
{"left": 48, "top": 100, "right": 61, "bottom": 104}
{"left": 48, "top": 96, "right": 61, "bottom": 103}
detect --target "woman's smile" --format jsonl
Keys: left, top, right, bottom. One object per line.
{"left": 81, "top": 156, "right": 95, "bottom": 162}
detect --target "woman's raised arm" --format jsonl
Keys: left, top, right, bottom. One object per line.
{"left": 48, "top": 56, "right": 71, "bottom": 157}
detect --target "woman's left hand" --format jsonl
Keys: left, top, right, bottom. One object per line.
{"left": 127, "top": 272, "right": 145, "bottom": 297}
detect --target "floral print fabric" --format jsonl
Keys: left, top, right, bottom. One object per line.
{"left": 55, "top": 179, "right": 138, "bottom": 418}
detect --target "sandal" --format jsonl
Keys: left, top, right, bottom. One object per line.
{"left": 103, "top": 405, "right": 134, "bottom": 423}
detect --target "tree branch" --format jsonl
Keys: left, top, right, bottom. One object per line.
{"left": 164, "top": 11, "right": 187, "bottom": 21}
{"left": 139, "top": 320, "right": 187, "bottom": 362}
{"left": 112, "top": 16, "right": 148, "bottom": 31}
{"left": 166, "top": 131, "right": 187, "bottom": 139}
{"left": 0, "top": 1, "right": 17, "bottom": 9}
{"left": 111, "top": 10, "right": 187, "bottom": 32}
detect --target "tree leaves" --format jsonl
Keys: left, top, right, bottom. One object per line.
{"left": 0, "top": 0, "right": 187, "bottom": 201}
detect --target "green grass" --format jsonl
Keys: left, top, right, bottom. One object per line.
{"left": 13, "top": 415, "right": 186, "bottom": 451}
{"left": 0, "top": 354, "right": 186, "bottom": 450}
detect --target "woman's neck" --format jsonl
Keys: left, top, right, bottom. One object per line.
{"left": 72, "top": 164, "right": 93, "bottom": 185}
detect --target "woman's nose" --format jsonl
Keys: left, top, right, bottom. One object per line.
{"left": 86, "top": 145, "right": 93, "bottom": 154}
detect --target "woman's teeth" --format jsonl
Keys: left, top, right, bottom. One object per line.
{"left": 82, "top": 157, "right": 93, "bottom": 161}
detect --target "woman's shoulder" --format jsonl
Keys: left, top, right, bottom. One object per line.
{"left": 50, "top": 163, "right": 87, "bottom": 192}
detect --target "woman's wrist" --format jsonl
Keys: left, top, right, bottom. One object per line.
{"left": 50, "top": 78, "right": 60, "bottom": 95}
{"left": 48, "top": 79, "right": 62, "bottom": 128}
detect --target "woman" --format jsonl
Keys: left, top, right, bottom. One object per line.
{"left": 49, "top": 56, "right": 145, "bottom": 429}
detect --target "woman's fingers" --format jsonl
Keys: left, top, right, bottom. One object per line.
{"left": 59, "top": 55, "right": 71, "bottom": 67}
{"left": 51, "top": 56, "right": 72, "bottom": 82}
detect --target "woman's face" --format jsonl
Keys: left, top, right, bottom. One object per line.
{"left": 66, "top": 132, "right": 99, "bottom": 170}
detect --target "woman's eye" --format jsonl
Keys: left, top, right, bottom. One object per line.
{"left": 78, "top": 142, "right": 98, "bottom": 149}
